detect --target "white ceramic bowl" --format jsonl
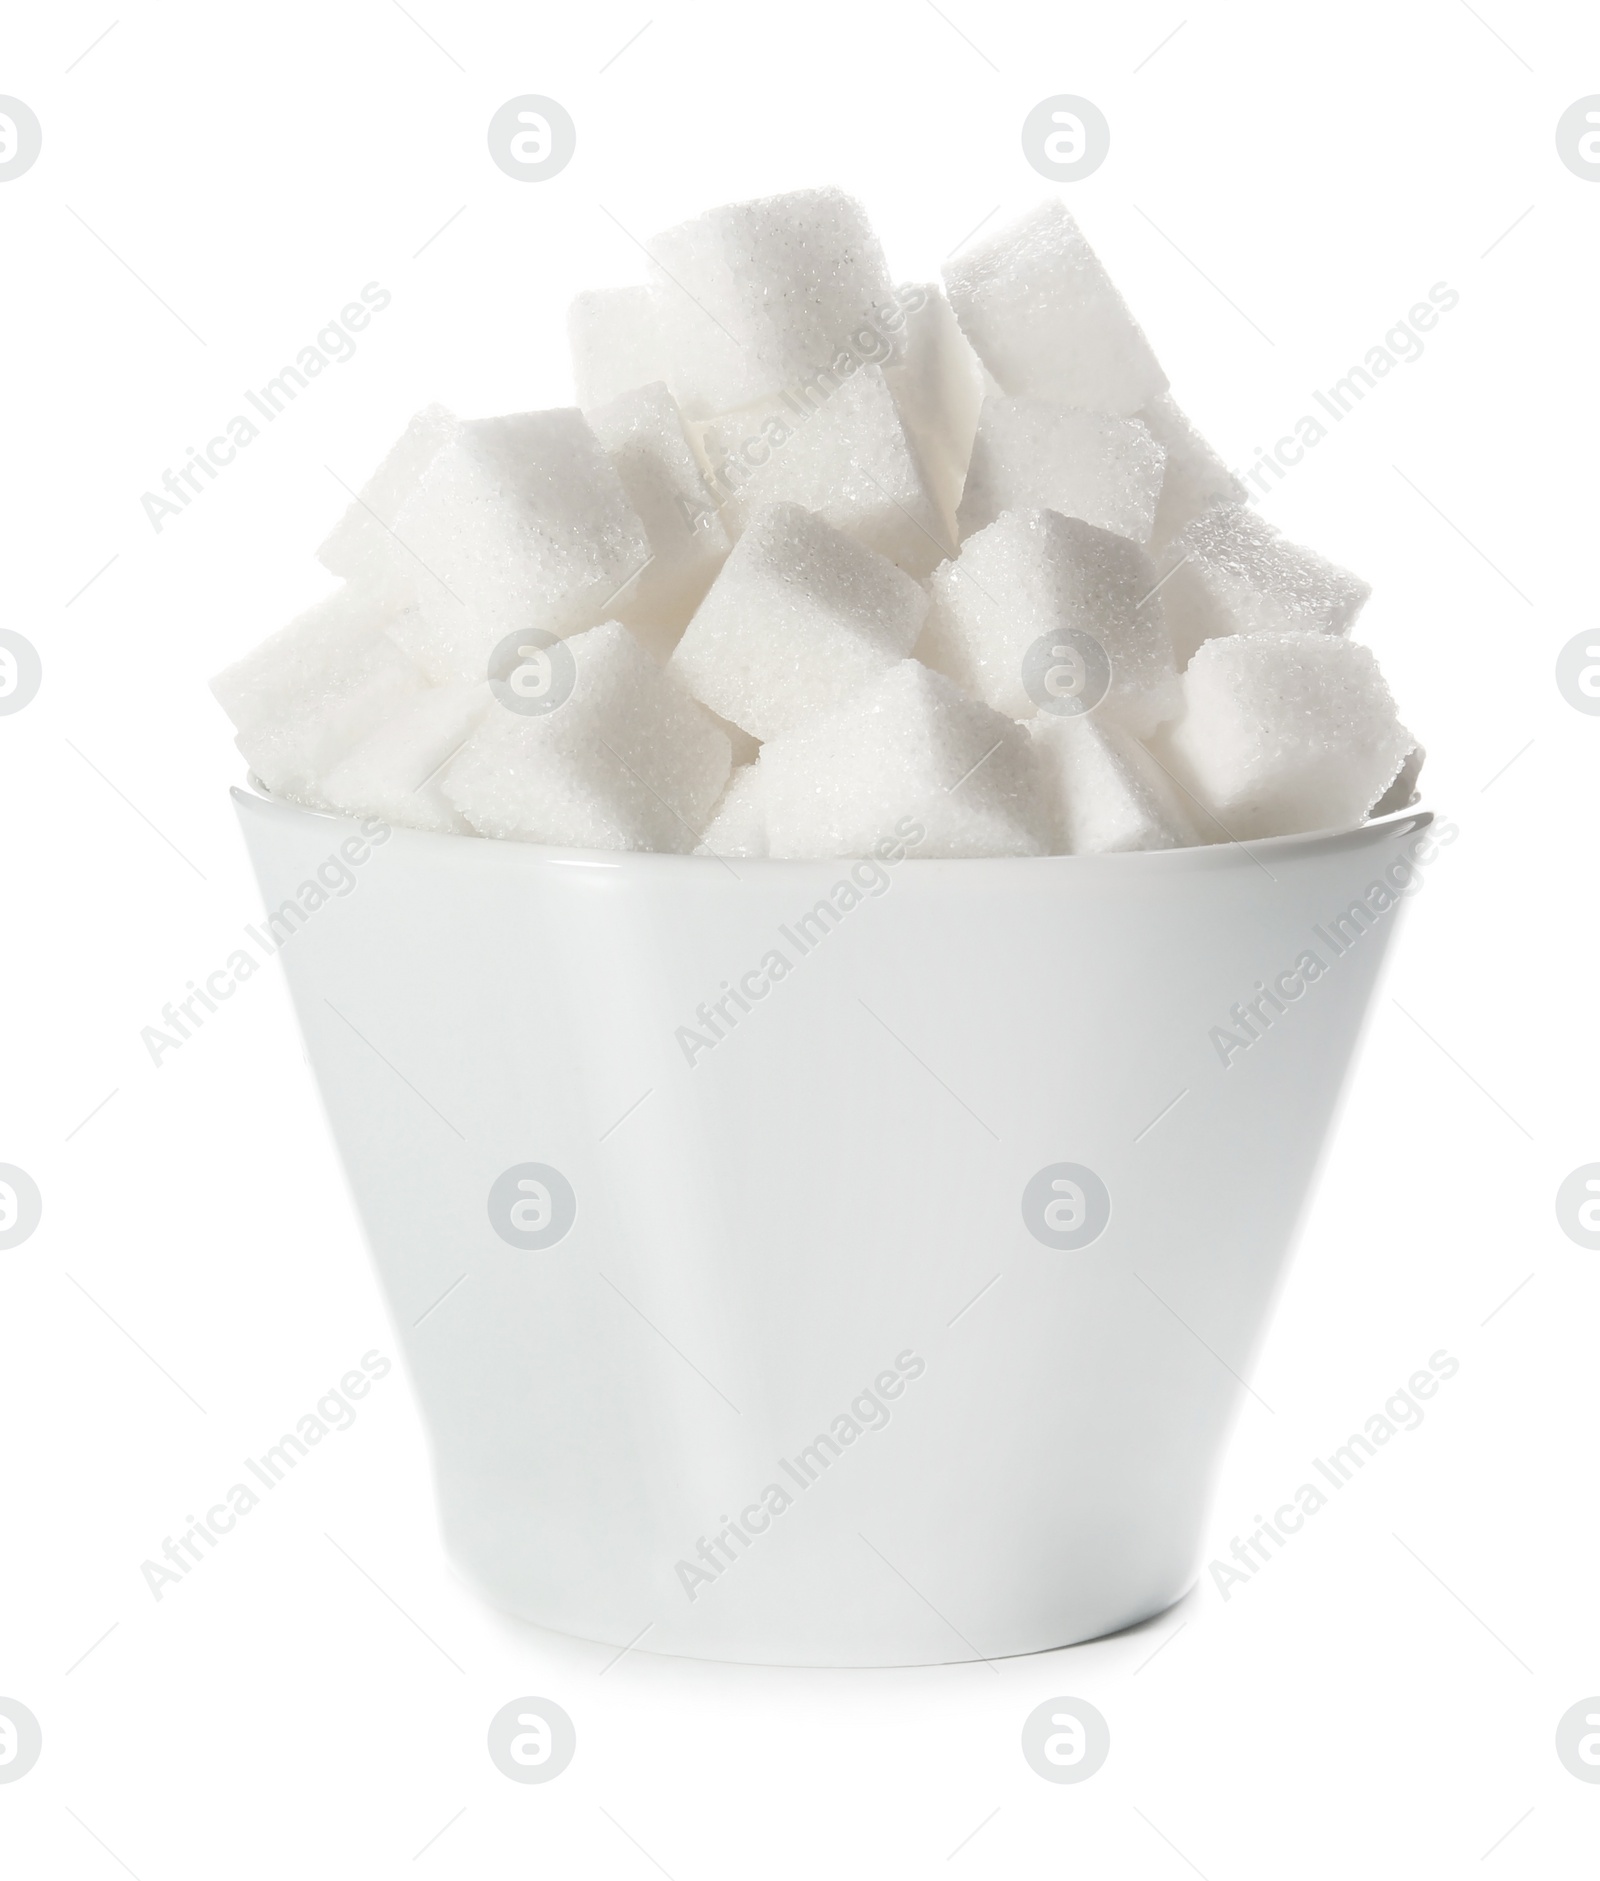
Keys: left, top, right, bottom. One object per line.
{"left": 234, "top": 786, "right": 1429, "bottom": 1666}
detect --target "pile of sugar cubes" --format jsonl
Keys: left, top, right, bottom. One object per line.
{"left": 213, "top": 188, "right": 1421, "bottom": 859}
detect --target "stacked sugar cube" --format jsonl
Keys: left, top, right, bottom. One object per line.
{"left": 213, "top": 188, "right": 1419, "bottom": 860}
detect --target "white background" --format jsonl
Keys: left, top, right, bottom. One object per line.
{"left": 2, "top": 1, "right": 1597, "bottom": 1873}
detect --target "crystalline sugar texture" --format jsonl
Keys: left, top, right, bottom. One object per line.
{"left": 1156, "top": 505, "right": 1370, "bottom": 666}
{"left": 316, "top": 404, "right": 456, "bottom": 610}
{"left": 1159, "top": 632, "right": 1412, "bottom": 839}
{"left": 921, "top": 508, "right": 1179, "bottom": 735}
{"left": 441, "top": 621, "right": 731, "bottom": 851}
{"left": 690, "top": 392, "right": 792, "bottom": 497}
{"left": 648, "top": 186, "right": 900, "bottom": 419}
{"left": 1029, "top": 715, "right": 1195, "bottom": 854}
{"left": 883, "top": 284, "right": 984, "bottom": 537}
{"left": 390, "top": 409, "right": 650, "bottom": 683}
{"left": 1371, "top": 743, "right": 1424, "bottom": 816}
{"left": 699, "top": 703, "right": 760, "bottom": 769}
{"left": 1140, "top": 392, "right": 1246, "bottom": 548}
{"left": 942, "top": 200, "right": 1167, "bottom": 415}
{"left": 568, "top": 286, "right": 675, "bottom": 411}
{"left": 670, "top": 502, "right": 929, "bottom": 742}
{"left": 586, "top": 381, "right": 731, "bottom": 656}
{"left": 707, "top": 366, "right": 950, "bottom": 577}
{"left": 761, "top": 660, "right": 1051, "bottom": 859}
{"left": 697, "top": 763, "right": 767, "bottom": 858}
{"left": 211, "top": 585, "right": 425, "bottom": 805}
{"left": 957, "top": 396, "right": 1165, "bottom": 545}
{"left": 322, "top": 681, "right": 492, "bottom": 835}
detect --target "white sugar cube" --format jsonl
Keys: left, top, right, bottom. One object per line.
{"left": 883, "top": 284, "right": 985, "bottom": 537}
{"left": 1030, "top": 716, "right": 1195, "bottom": 854}
{"left": 957, "top": 396, "right": 1166, "bottom": 545}
{"left": 586, "top": 382, "right": 731, "bottom": 656}
{"left": 1158, "top": 632, "right": 1412, "bottom": 839}
{"left": 568, "top": 286, "right": 675, "bottom": 411}
{"left": 701, "top": 704, "right": 760, "bottom": 769}
{"left": 1372, "top": 743, "right": 1424, "bottom": 816}
{"left": 316, "top": 404, "right": 456, "bottom": 610}
{"left": 212, "top": 585, "right": 425, "bottom": 805}
{"left": 670, "top": 502, "right": 929, "bottom": 741}
{"left": 391, "top": 410, "right": 651, "bottom": 683}
{"left": 442, "top": 621, "right": 731, "bottom": 851}
{"left": 322, "top": 681, "right": 491, "bottom": 835}
{"left": 762, "top": 660, "right": 1051, "bottom": 859}
{"left": 706, "top": 365, "right": 950, "bottom": 576}
{"left": 1140, "top": 392, "right": 1246, "bottom": 548}
{"left": 690, "top": 393, "right": 795, "bottom": 500}
{"left": 1156, "top": 506, "right": 1371, "bottom": 666}
{"left": 943, "top": 200, "right": 1167, "bottom": 415}
{"left": 920, "top": 508, "right": 1179, "bottom": 736}
{"left": 697, "top": 762, "right": 767, "bottom": 857}
{"left": 648, "top": 187, "right": 900, "bottom": 419}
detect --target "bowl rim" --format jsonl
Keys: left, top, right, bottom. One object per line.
{"left": 232, "top": 778, "right": 1436, "bottom": 881}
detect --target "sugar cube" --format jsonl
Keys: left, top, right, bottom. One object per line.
{"left": 389, "top": 410, "right": 651, "bottom": 683}
{"left": 883, "top": 284, "right": 985, "bottom": 537}
{"left": 920, "top": 508, "right": 1179, "bottom": 735}
{"left": 670, "top": 502, "right": 929, "bottom": 741}
{"left": 690, "top": 393, "right": 794, "bottom": 503}
{"left": 943, "top": 200, "right": 1167, "bottom": 415}
{"left": 1371, "top": 743, "right": 1425, "bottom": 816}
{"left": 648, "top": 187, "right": 900, "bottom": 419}
{"left": 706, "top": 365, "right": 951, "bottom": 576}
{"left": 700, "top": 704, "right": 760, "bottom": 769}
{"left": 1029, "top": 715, "right": 1195, "bottom": 854}
{"left": 212, "top": 584, "right": 426, "bottom": 805}
{"left": 442, "top": 621, "right": 731, "bottom": 851}
{"left": 1140, "top": 392, "right": 1247, "bottom": 549}
{"left": 316, "top": 404, "right": 456, "bottom": 610}
{"left": 1157, "top": 631, "right": 1412, "bottom": 839}
{"left": 586, "top": 382, "right": 731, "bottom": 656}
{"left": 1155, "top": 506, "right": 1371, "bottom": 666}
{"left": 568, "top": 286, "right": 675, "bottom": 411}
{"left": 697, "top": 762, "right": 767, "bottom": 858}
{"left": 322, "top": 681, "right": 491, "bottom": 835}
{"left": 762, "top": 660, "right": 1051, "bottom": 858}
{"left": 957, "top": 396, "right": 1166, "bottom": 545}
